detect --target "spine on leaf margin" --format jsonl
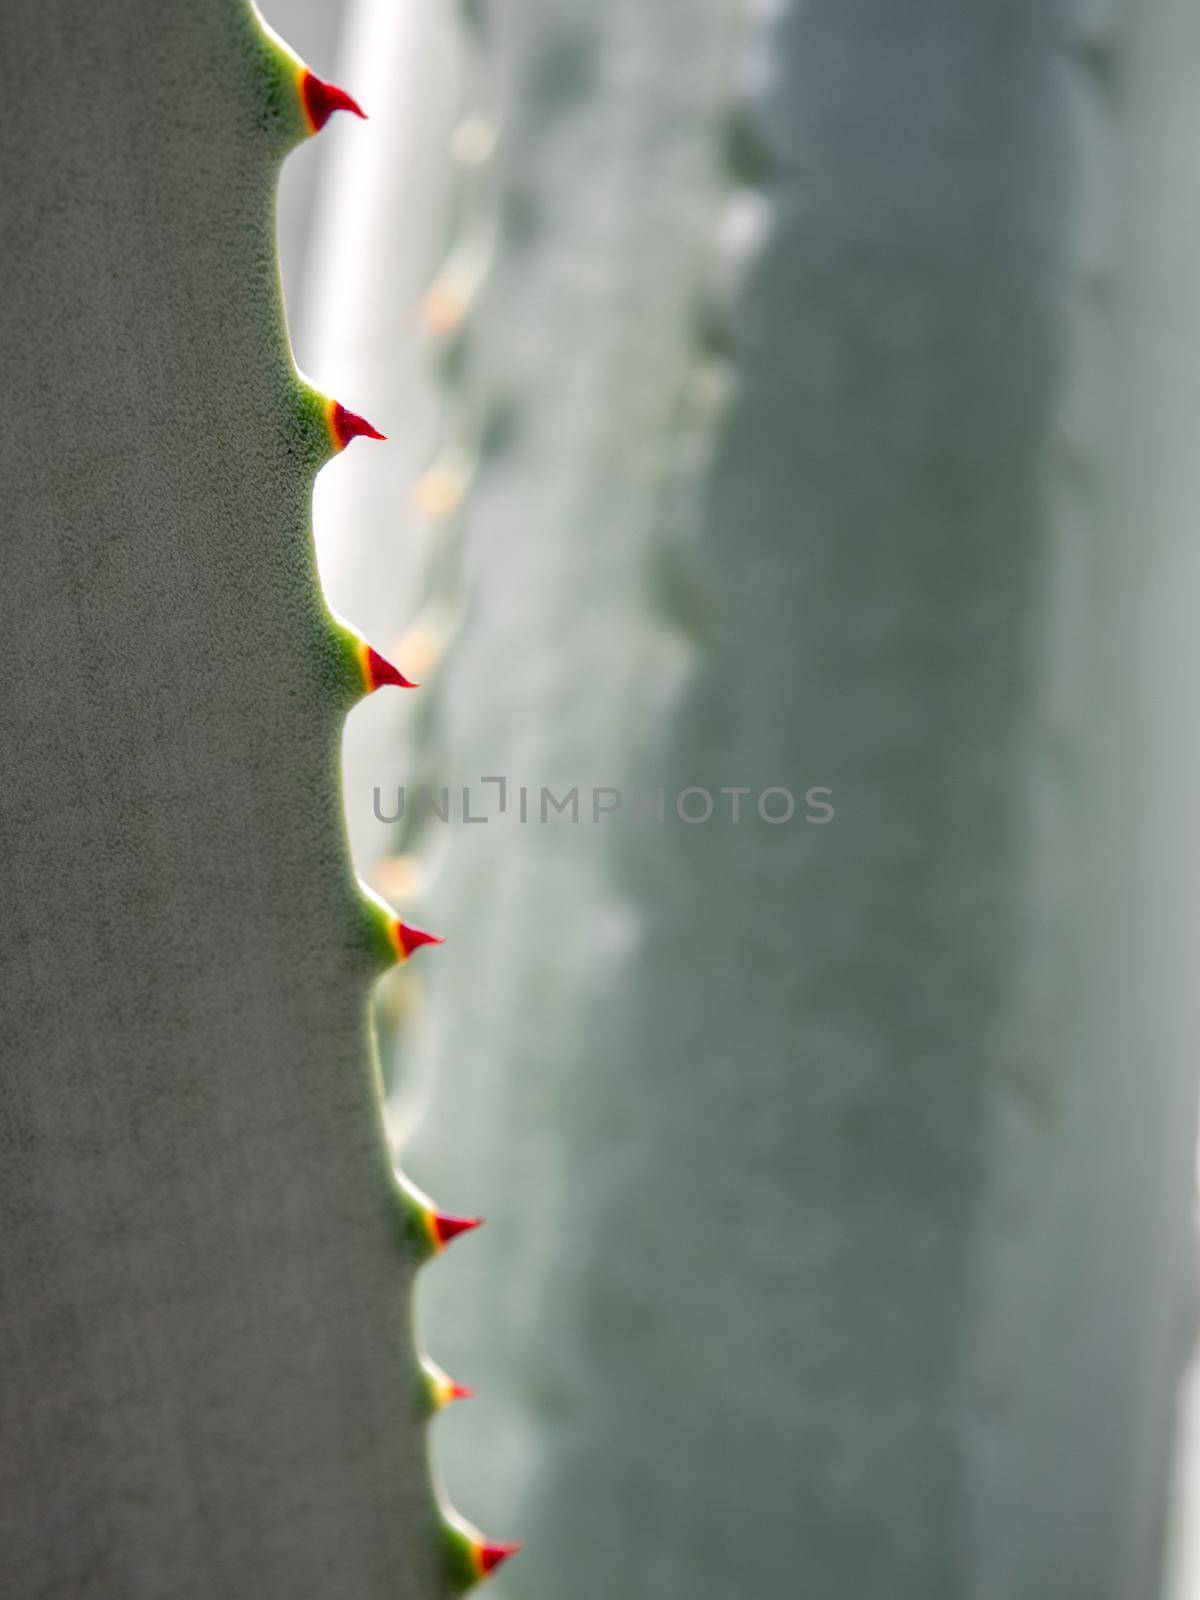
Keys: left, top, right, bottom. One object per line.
{"left": 262, "top": 10, "right": 518, "bottom": 1588}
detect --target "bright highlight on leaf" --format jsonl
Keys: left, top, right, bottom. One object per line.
{"left": 298, "top": 68, "right": 366, "bottom": 135}
{"left": 414, "top": 466, "right": 465, "bottom": 521}
{"left": 420, "top": 285, "right": 469, "bottom": 338}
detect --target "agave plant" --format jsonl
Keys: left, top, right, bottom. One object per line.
{"left": 0, "top": 3, "right": 514, "bottom": 1593}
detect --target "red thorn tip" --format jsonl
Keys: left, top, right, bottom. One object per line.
{"left": 301, "top": 70, "right": 367, "bottom": 133}
{"left": 331, "top": 402, "right": 386, "bottom": 450}
{"left": 366, "top": 646, "right": 417, "bottom": 692}
{"left": 395, "top": 920, "right": 445, "bottom": 959}
{"left": 433, "top": 1212, "right": 483, "bottom": 1248}
{"left": 479, "top": 1541, "right": 522, "bottom": 1575}
{"left": 449, "top": 1381, "right": 475, "bottom": 1402}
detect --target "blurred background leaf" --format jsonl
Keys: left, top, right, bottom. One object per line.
{"left": 264, "top": 2, "right": 1200, "bottom": 1596}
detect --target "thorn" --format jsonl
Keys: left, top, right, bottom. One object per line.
{"left": 423, "top": 1358, "right": 475, "bottom": 1410}
{"left": 389, "top": 918, "right": 445, "bottom": 962}
{"left": 360, "top": 642, "right": 418, "bottom": 692}
{"left": 397, "top": 1173, "right": 482, "bottom": 1259}
{"left": 477, "top": 1541, "right": 522, "bottom": 1578}
{"left": 328, "top": 400, "right": 386, "bottom": 451}
{"left": 443, "top": 1515, "right": 522, "bottom": 1588}
{"left": 429, "top": 1210, "right": 483, "bottom": 1252}
{"left": 300, "top": 69, "right": 367, "bottom": 134}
